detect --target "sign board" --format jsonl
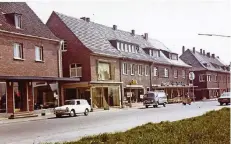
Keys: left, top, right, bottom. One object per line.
{"left": 189, "top": 72, "right": 195, "bottom": 81}
{"left": 130, "top": 80, "right": 137, "bottom": 85}
{"left": 127, "top": 92, "right": 132, "bottom": 97}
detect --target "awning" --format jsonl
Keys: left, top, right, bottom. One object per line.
{"left": 152, "top": 85, "right": 198, "bottom": 88}
{"left": 0, "top": 76, "right": 80, "bottom": 82}
{"left": 125, "top": 85, "right": 144, "bottom": 89}
{"left": 90, "top": 81, "right": 123, "bottom": 84}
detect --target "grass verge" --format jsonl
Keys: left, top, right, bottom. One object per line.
{"left": 52, "top": 107, "right": 230, "bottom": 144}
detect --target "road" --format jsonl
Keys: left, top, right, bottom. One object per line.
{"left": 0, "top": 101, "right": 228, "bottom": 144}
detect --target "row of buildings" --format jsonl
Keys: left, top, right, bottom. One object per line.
{"left": 0, "top": 3, "right": 229, "bottom": 117}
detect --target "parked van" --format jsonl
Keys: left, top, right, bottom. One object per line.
{"left": 143, "top": 91, "right": 168, "bottom": 108}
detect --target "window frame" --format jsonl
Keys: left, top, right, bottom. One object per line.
{"left": 13, "top": 43, "right": 23, "bottom": 59}
{"left": 15, "top": 14, "right": 22, "bottom": 29}
{"left": 70, "top": 63, "right": 82, "bottom": 77}
{"left": 174, "top": 69, "right": 178, "bottom": 78}
{"left": 145, "top": 65, "right": 149, "bottom": 76}
{"left": 207, "top": 75, "right": 211, "bottom": 82}
{"left": 138, "top": 65, "right": 143, "bottom": 76}
{"left": 122, "top": 63, "right": 128, "bottom": 75}
{"left": 62, "top": 40, "right": 68, "bottom": 51}
{"left": 164, "top": 68, "right": 169, "bottom": 78}
{"left": 199, "top": 74, "right": 205, "bottom": 82}
{"left": 153, "top": 67, "right": 158, "bottom": 77}
{"left": 182, "top": 70, "right": 186, "bottom": 79}
{"left": 35, "top": 46, "right": 44, "bottom": 61}
{"left": 130, "top": 64, "right": 135, "bottom": 75}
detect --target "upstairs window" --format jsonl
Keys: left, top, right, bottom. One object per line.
{"left": 207, "top": 75, "right": 211, "bottom": 82}
{"left": 145, "top": 65, "right": 149, "bottom": 76}
{"left": 199, "top": 74, "right": 205, "bottom": 82}
{"left": 138, "top": 65, "right": 143, "bottom": 75}
{"left": 70, "top": 64, "right": 82, "bottom": 77}
{"left": 62, "top": 40, "right": 68, "bottom": 51}
{"left": 182, "top": 70, "right": 186, "bottom": 79}
{"left": 174, "top": 69, "right": 178, "bottom": 78}
{"left": 13, "top": 43, "right": 23, "bottom": 59}
{"left": 97, "top": 62, "right": 111, "bottom": 80}
{"left": 35, "top": 46, "right": 43, "bottom": 61}
{"left": 15, "top": 14, "right": 22, "bottom": 29}
{"left": 122, "top": 63, "right": 128, "bottom": 75}
{"left": 153, "top": 67, "right": 158, "bottom": 77}
{"left": 130, "top": 64, "right": 135, "bottom": 75}
{"left": 171, "top": 54, "right": 178, "bottom": 60}
{"left": 164, "top": 68, "right": 169, "bottom": 78}
{"left": 214, "top": 75, "right": 217, "bottom": 82}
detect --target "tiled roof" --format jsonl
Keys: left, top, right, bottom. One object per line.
{"left": 0, "top": 2, "right": 58, "bottom": 40}
{"left": 55, "top": 12, "right": 190, "bottom": 67}
{"left": 187, "top": 49, "right": 229, "bottom": 73}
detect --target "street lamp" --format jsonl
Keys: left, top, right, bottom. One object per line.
{"left": 198, "top": 33, "right": 231, "bottom": 38}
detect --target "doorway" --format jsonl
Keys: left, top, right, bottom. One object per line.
{"left": 13, "top": 82, "right": 28, "bottom": 112}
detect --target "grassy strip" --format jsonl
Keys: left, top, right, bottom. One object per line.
{"left": 52, "top": 108, "right": 230, "bottom": 144}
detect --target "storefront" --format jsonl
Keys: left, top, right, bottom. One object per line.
{"left": 62, "top": 81, "right": 122, "bottom": 109}
{"left": 124, "top": 85, "right": 145, "bottom": 103}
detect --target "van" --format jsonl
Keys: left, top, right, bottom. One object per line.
{"left": 143, "top": 91, "right": 168, "bottom": 108}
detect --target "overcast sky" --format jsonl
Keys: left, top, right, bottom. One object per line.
{"left": 25, "top": 0, "right": 230, "bottom": 64}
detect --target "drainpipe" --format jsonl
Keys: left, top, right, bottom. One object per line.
{"left": 149, "top": 62, "right": 153, "bottom": 91}
{"left": 57, "top": 40, "right": 64, "bottom": 107}
{"left": 119, "top": 58, "right": 123, "bottom": 107}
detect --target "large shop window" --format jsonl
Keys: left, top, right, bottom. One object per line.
{"left": 0, "top": 83, "right": 6, "bottom": 113}
{"left": 97, "top": 62, "right": 111, "bottom": 80}
{"left": 70, "top": 64, "right": 82, "bottom": 77}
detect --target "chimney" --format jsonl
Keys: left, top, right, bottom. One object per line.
{"left": 212, "top": 54, "right": 215, "bottom": 58}
{"left": 203, "top": 50, "right": 205, "bottom": 55}
{"left": 144, "top": 33, "right": 148, "bottom": 40}
{"left": 80, "top": 17, "right": 86, "bottom": 21}
{"left": 86, "top": 17, "right": 90, "bottom": 22}
{"left": 217, "top": 56, "right": 219, "bottom": 59}
{"left": 113, "top": 25, "right": 117, "bottom": 30}
{"left": 131, "top": 29, "right": 135, "bottom": 35}
{"left": 193, "top": 47, "right": 195, "bottom": 53}
{"left": 207, "top": 52, "right": 210, "bottom": 58}
{"left": 182, "top": 46, "right": 185, "bottom": 54}
{"left": 200, "top": 49, "right": 202, "bottom": 54}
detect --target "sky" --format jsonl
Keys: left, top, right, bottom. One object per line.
{"left": 23, "top": 0, "right": 230, "bottom": 64}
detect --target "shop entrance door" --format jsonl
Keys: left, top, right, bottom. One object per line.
{"left": 14, "top": 82, "right": 28, "bottom": 112}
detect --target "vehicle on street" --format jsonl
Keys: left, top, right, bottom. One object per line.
{"left": 54, "top": 99, "right": 91, "bottom": 118}
{"left": 143, "top": 91, "right": 168, "bottom": 108}
{"left": 218, "top": 92, "right": 231, "bottom": 105}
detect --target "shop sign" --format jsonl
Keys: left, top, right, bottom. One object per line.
{"left": 130, "top": 80, "right": 137, "bottom": 85}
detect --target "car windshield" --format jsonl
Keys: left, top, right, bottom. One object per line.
{"left": 64, "top": 100, "right": 75, "bottom": 105}
{"left": 220, "top": 92, "right": 231, "bottom": 98}
{"left": 144, "top": 93, "right": 155, "bottom": 98}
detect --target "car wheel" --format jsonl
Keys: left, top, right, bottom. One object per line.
{"left": 56, "top": 114, "right": 62, "bottom": 118}
{"left": 153, "top": 105, "right": 157, "bottom": 108}
{"left": 226, "top": 103, "right": 229, "bottom": 105}
{"left": 69, "top": 110, "right": 75, "bottom": 117}
{"left": 145, "top": 105, "right": 149, "bottom": 108}
{"left": 84, "top": 108, "right": 89, "bottom": 116}
{"left": 220, "top": 102, "right": 223, "bottom": 106}
{"left": 163, "top": 103, "right": 166, "bottom": 107}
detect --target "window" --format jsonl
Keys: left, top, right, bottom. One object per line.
{"left": 70, "top": 63, "right": 82, "bottom": 77}
{"left": 61, "top": 40, "right": 67, "bottom": 51}
{"left": 121, "top": 43, "right": 124, "bottom": 51}
{"left": 13, "top": 43, "right": 23, "bottom": 59}
{"left": 207, "top": 75, "right": 211, "bottom": 82}
{"left": 124, "top": 44, "right": 128, "bottom": 52}
{"left": 117, "top": 42, "right": 120, "bottom": 50}
{"left": 153, "top": 67, "right": 158, "bottom": 77}
{"left": 150, "top": 50, "right": 159, "bottom": 57}
{"left": 138, "top": 65, "right": 142, "bottom": 75}
{"left": 128, "top": 44, "right": 131, "bottom": 52}
{"left": 171, "top": 54, "right": 178, "bottom": 60}
{"left": 182, "top": 70, "right": 186, "bottom": 79}
{"left": 131, "top": 64, "right": 135, "bottom": 75}
{"left": 199, "top": 75, "right": 205, "bottom": 82}
{"left": 35, "top": 46, "right": 43, "bottom": 61}
{"left": 15, "top": 14, "right": 22, "bottom": 29}
{"left": 76, "top": 101, "right": 80, "bottom": 105}
{"left": 131, "top": 45, "right": 134, "bottom": 53}
{"left": 164, "top": 68, "right": 169, "bottom": 78}
{"left": 145, "top": 65, "right": 149, "bottom": 76}
{"left": 122, "top": 63, "right": 128, "bottom": 75}
{"left": 215, "top": 75, "right": 217, "bottom": 82}
{"left": 174, "top": 70, "right": 178, "bottom": 78}
{"left": 97, "top": 62, "right": 111, "bottom": 80}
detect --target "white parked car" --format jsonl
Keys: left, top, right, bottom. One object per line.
{"left": 54, "top": 99, "right": 91, "bottom": 118}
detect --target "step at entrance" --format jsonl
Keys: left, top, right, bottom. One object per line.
{"left": 8, "top": 111, "right": 38, "bottom": 119}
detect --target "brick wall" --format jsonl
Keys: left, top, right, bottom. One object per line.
{"left": 0, "top": 32, "right": 59, "bottom": 77}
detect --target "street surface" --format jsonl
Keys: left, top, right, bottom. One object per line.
{"left": 0, "top": 101, "right": 228, "bottom": 144}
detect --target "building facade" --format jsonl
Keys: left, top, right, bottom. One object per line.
{"left": 0, "top": 3, "right": 77, "bottom": 117}
{"left": 47, "top": 12, "right": 192, "bottom": 108}
{"left": 180, "top": 47, "right": 230, "bottom": 100}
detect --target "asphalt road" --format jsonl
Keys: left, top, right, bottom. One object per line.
{"left": 0, "top": 101, "right": 228, "bottom": 144}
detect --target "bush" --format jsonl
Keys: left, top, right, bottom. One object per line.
{"left": 55, "top": 108, "right": 231, "bottom": 144}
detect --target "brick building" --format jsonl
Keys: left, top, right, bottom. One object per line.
{"left": 47, "top": 12, "right": 192, "bottom": 108}
{"left": 180, "top": 47, "right": 230, "bottom": 100}
{"left": 0, "top": 3, "right": 77, "bottom": 117}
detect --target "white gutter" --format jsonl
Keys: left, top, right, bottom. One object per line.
{"left": 0, "top": 29, "right": 60, "bottom": 42}
{"left": 58, "top": 40, "right": 64, "bottom": 78}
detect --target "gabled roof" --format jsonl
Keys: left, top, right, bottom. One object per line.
{"left": 182, "top": 49, "right": 229, "bottom": 73}
{"left": 0, "top": 2, "right": 58, "bottom": 40}
{"left": 54, "top": 12, "right": 190, "bottom": 67}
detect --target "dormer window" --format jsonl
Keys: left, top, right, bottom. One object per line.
{"left": 149, "top": 49, "right": 159, "bottom": 57}
{"left": 14, "top": 14, "right": 22, "bottom": 29}
{"left": 116, "top": 41, "right": 139, "bottom": 53}
{"left": 171, "top": 54, "right": 178, "bottom": 60}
